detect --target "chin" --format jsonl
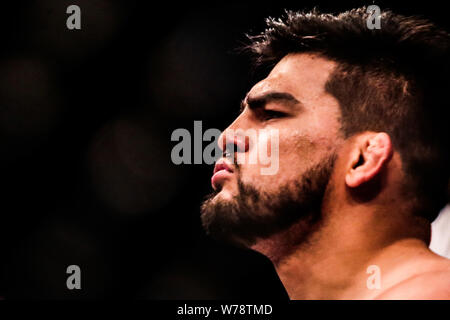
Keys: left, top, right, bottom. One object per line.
{"left": 214, "top": 187, "right": 234, "bottom": 201}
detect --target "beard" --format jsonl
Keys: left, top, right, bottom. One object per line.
{"left": 200, "top": 153, "right": 336, "bottom": 248}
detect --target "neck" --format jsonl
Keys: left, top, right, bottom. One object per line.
{"left": 251, "top": 203, "right": 431, "bottom": 299}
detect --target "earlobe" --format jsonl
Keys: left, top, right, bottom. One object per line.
{"left": 345, "top": 132, "right": 393, "bottom": 188}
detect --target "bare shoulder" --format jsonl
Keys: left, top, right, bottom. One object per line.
{"left": 376, "top": 258, "right": 450, "bottom": 300}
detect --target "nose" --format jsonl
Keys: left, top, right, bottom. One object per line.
{"left": 218, "top": 129, "right": 249, "bottom": 157}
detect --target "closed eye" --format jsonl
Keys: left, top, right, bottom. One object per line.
{"left": 255, "top": 109, "right": 286, "bottom": 121}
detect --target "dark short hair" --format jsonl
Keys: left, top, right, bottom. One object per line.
{"left": 245, "top": 7, "right": 450, "bottom": 221}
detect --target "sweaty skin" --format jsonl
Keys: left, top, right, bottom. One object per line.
{"left": 214, "top": 53, "right": 450, "bottom": 299}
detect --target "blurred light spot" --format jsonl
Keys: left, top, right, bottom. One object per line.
{"left": 148, "top": 11, "right": 238, "bottom": 118}
{"left": 0, "top": 58, "right": 62, "bottom": 137}
{"left": 26, "top": 0, "right": 126, "bottom": 62}
{"left": 8, "top": 216, "right": 110, "bottom": 298}
{"left": 89, "top": 117, "right": 179, "bottom": 215}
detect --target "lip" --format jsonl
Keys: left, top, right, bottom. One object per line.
{"left": 213, "top": 160, "right": 234, "bottom": 175}
{"left": 211, "top": 159, "right": 234, "bottom": 190}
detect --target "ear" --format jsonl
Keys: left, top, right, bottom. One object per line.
{"left": 345, "top": 132, "right": 393, "bottom": 188}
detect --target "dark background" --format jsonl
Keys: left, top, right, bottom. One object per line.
{"left": 0, "top": 0, "right": 448, "bottom": 299}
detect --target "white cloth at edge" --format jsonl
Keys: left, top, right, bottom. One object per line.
{"left": 430, "top": 204, "right": 450, "bottom": 259}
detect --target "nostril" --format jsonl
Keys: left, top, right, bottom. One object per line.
{"left": 221, "top": 133, "right": 249, "bottom": 156}
{"left": 223, "top": 143, "right": 238, "bottom": 158}
{"left": 233, "top": 136, "right": 248, "bottom": 153}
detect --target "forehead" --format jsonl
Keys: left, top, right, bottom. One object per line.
{"left": 248, "top": 53, "right": 338, "bottom": 101}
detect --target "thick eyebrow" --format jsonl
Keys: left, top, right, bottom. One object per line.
{"left": 240, "top": 91, "right": 302, "bottom": 112}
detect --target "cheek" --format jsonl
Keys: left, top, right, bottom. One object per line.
{"left": 240, "top": 128, "right": 318, "bottom": 185}
{"left": 278, "top": 130, "right": 318, "bottom": 171}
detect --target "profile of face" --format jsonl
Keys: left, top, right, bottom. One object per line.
{"left": 201, "top": 53, "right": 343, "bottom": 248}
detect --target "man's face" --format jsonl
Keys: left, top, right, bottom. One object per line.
{"left": 201, "top": 53, "right": 343, "bottom": 246}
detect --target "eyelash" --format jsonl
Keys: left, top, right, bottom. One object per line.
{"left": 256, "top": 109, "right": 286, "bottom": 121}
